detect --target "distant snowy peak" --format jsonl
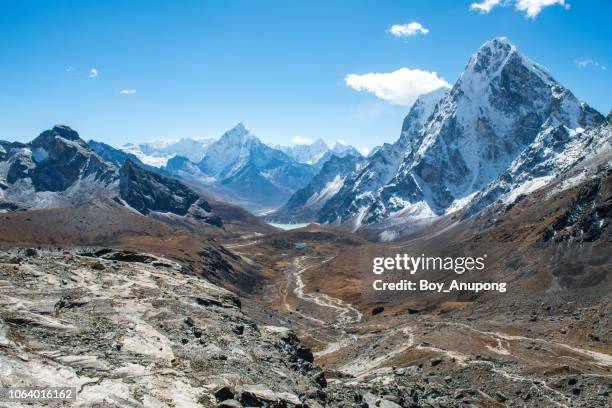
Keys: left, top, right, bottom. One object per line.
{"left": 329, "top": 140, "right": 351, "bottom": 153}
{"left": 173, "top": 123, "right": 319, "bottom": 211}
{"left": 120, "top": 136, "right": 216, "bottom": 167}
{"left": 275, "top": 138, "right": 329, "bottom": 164}
{"left": 312, "top": 142, "right": 363, "bottom": 170}
{"left": 119, "top": 144, "right": 169, "bottom": 167}
{"left": 275, "top": 138, "right": 363, "bottom": 167}
{"left": 217, "top": 122, "right": 256, "bottom": 145}
{"left": 197, "top": 123, "right": 264, "bottom": 179}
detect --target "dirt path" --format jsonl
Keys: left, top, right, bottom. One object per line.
{"left": 290, "top": 256, "right": 362, "bottom": 326}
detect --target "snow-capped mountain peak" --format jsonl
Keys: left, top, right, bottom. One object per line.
{"left": 289, "top": 37, "right": 606, "bottom": 235}
{"left": 220, "top": 122, "right": 254, "bottom": 143}
{"left": 284, "top": 138, "right": 328, "bottom": 164}
{"left": 375, "top": 37, "right": 603, "bottom": 221}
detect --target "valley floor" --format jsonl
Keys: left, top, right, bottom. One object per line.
{"left": 230, "top": 230, "right": 612, "bottom": 408}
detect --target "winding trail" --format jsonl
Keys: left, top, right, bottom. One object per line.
{"left": 290, "top": 256, "right": 362, "bottom": 326}
{"left": 225, "top": 240, "right": 260, "bottom": 249}
{"left": 278, "top": 255, "right": 366, "bottom": 360}
{"left": 441, "top": 321, "right": 612, "bottom": 368}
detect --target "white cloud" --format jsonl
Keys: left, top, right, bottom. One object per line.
{"left": 388, "top": 22, "right": 429, "bottom": 37}
{"left": 575, "top": 58, "right": 607, "bottom": 70}
{"left": 292, "top": 136, "right": 313, "bottom": 145}
{"left": 89, "top": 68, "right": 98, "bottom": 78}
{"left": 119, "top": 89, "right": 137, "bottom": 95}
{"left": 345, "top": 68, "right": 450, "bottom": 107}
{"left": 469, "top": 0, "right": 502, "bottom": 13}
{"left": 65, "top": 66, "right": 75, "bottom": 73}
{"left": 469, "top": 0, "right": 569, "bottom": 18}
{"left": 516, "top": 0, "right": 569, "bottom": 18}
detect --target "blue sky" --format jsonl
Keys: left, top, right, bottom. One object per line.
{"left": 0, "top": 0, "right": 610, "bottom": 151}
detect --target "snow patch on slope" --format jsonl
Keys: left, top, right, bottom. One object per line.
{"left": 305, "top": 175, "right": 345, "bottom": 207}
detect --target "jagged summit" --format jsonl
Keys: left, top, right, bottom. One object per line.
{"left": 222, "top": 122, "right": 252, "bottom": 140}
{"left": 467, "top": 37, "right": 518, "bottom": 71}
{"left": 31, "top": 125, "right": 84, "bottom": 147}
{"left": 309, "top": 138, "right": 328, "bottom": 147}
{"left": 457, "top": 37, "right": 554, "bottom": 106}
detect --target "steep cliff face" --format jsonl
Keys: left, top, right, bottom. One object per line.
{"left": 119, "top": 159, "right": 221, "bottom": 226}
{"left": 314, "top": 87, "right": 448, "bottom": 228}
{"left": 271, "top": 154, "right": 367, "bottom": 222}
{"left": 465, "top": 119, "right": 611, "bottom": 218}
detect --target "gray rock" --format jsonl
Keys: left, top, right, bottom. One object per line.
{"left": 218, "top": 399, "right": 242, "bottom": 408}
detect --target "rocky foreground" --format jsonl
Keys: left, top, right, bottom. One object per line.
{"left": 0, "top": 249, "right": 326, "bottom": 407}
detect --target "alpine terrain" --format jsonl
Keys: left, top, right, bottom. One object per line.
{"left": 0, "top": 36, "right": 610, "bottom": 408}
{"left": 280, "top": 38, "right": 607, "bottom": 240}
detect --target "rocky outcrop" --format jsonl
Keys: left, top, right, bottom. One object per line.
{"left": 544, "top": 168, "right": 611, "bottom": 242}
{"left": 119, "top": 159, "right": 221, "bottom": 226}
{"left": 0, "top": 249, "right": 327, "bottom": 407}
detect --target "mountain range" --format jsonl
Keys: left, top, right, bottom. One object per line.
{"left": 0, "top": 126, "right": 221, "bottom": 227}
{"left": 160, "top": 123, "right": 318, "bottom": 213}
{"left": 1, "top": 37, "right": 609, "bottom": 241}
{"left": 106, "top": 125, "right": 362, "bottom": 213}
{"left": 275, "top": 37, "right": 610, "bottom": 240}
{"left": 120, "top": 137, "right": 217, "bottom": 167}
{"left": 274, "top": 138, "right": 363, "bottom": 169}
